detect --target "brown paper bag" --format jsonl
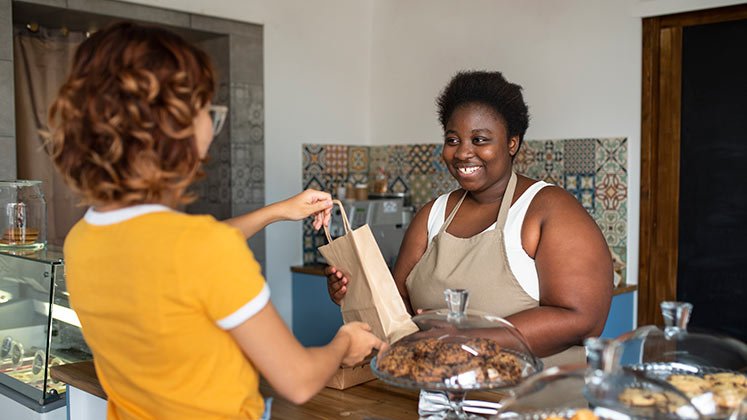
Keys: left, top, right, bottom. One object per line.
{"left": 318, "top": 200, "right": 418, "bottom": 343}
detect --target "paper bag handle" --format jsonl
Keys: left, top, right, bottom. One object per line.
{"left": 323, "top": 199, "right": 352, "bottom": 243}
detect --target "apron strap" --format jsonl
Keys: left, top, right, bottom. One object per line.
{"left": 496, "top": 171, "right": 518, "bottom": 228}
{"left": 440, "top": 191, "right": 468, "bottom": 234}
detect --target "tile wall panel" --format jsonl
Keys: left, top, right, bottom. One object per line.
{"left": 301, "top": 138, "right": 628, "bottom": 284}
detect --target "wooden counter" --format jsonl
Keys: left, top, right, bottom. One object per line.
{"left": 50, "top": 361, "right": 506, "bottom": 419}
{"left": 291, "top": 264, "right": 638, "bottom": 296}
{"left": 50, "top": 360, "right": 106, "bottom": 399}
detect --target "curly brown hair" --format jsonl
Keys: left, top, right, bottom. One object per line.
{"left": 45, "top": 22, "right": 215, "bottom": 207}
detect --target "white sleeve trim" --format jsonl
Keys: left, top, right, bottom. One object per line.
{"left": 216, "top": 283, "right": 270, "bottom": 330}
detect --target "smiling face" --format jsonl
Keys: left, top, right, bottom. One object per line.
{"left": 442, "top": 102, "right": 520, "bottom": 198}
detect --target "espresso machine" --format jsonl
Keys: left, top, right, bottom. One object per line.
{"left": 326, "top": 197, "right": 412, "bottom": 268}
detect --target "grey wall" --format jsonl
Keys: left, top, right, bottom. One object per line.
{"left": 2, "top": 0, "right": 265, "bottom": 268}
{"left": 0, "top": 0, "right": 16, "bottom": 180}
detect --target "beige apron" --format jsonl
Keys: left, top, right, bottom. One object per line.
{"left": 405, "top": 172, "right": 585, "bottom": 367}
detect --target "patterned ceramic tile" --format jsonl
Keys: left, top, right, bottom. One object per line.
{"left": 513, "top": 141, "right": 538, "bottom": 177}
{"left": 230, "top": 83, "right": 264, "bottom": 145}
{"left": 408, "top": 144, "right": 436, "bottom": 175}
{"left": 610, "top": 245, "right": 627, "bottom": 286}
{"left": 431, "top": 171, "right": 460, "bottom": 199}
{"left": 369, "top": 145, "right": 389, "bottom": 173}
{"left": 231, "top": 142, "right": 262, "bottom": 205}
{"left": 409, "top": 174, "right": 434, "bottom": 209}
{"left": 387, "top": 145, "right": 412, "bottom": 178}
{"left": 595, "top": 171, "right": 627, "bottom": 212}
{"left": 347, "top": 173, "right": 368, "bottom": 186}
{"left": 303, "top": 174, "right": 324, "bottom": 192}
{"left": 303, "top": 144, "right": 325, "bottom": 174}
{"left": 389, "top": 175, "right": 409, "bottom": 194}
{"left": 432, "top": 144, "right": 447, "bottom": 173}
{"left": 564, "top": 172, "right": 595, "bottom": 212}
{"left": 324, "top": 145, "right": 348, "bottom": 176}
{"left": 594, "top": 206, "right": 627, "bottom": 248}
{"left": 519, "top": 140, "right": 565, "bottom": 187}
{"left": 348, "top": 146, "right": 368, "bottom": 174}
{"left": 564, "top": 139, "right": 597, "bottom": 173}
{"left": 596, "top": 137, "right": 627, "bottom": 173}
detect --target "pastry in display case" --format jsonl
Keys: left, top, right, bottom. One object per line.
{"left": 613, "top": 301, "right": 747, "bottom": 419}
{"left": 496, "top": 338, "right": 702, "bottom": 420}
{"left": 371, "top": 288, "right": 543, "bottom": 419}
{"left": 0, "top": 246, "right": 91, "bottom": 411}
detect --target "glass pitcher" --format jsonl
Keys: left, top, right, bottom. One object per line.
{"left": 0, "top": 180, "right": 47, "bottom": 251}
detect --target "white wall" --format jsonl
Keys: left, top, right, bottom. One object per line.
{"left": 369, "top": 0, "right": 643, "bottom": 290}
{"left": 120, "top": 0, "right": 374, "bottom": 324}
{"left": 117, "top": 0, "right": 741, "bottom": 328}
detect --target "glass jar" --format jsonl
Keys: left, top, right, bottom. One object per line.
{"left": 0, "top": 180, "right": 47, "bottom": 251}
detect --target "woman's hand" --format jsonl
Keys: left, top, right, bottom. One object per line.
{"left": 335, "top": 322, "right": 387, "bottom": 367}
{"left": 223, "top": 189, "right": 333, "bottom": 239}
{"left": 325, "top": 266, "right": 348, "bottom": 305}
{"left": 279, "top": 189, "right": 333, "bottom": 230}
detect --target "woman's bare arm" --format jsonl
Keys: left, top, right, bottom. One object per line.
{"left": 229, "top": 303, "right": 385, "bottom": 404}
{"left": 504, "top": 186, "right": 613, "bottom": 357}
{"left": 225, "top": 189, "right": 332, "bottom": 239}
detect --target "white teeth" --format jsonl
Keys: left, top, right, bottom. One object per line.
{"left": 458, "top": 167, "right": 480, "bottom": 175}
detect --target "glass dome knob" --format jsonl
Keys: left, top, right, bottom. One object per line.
{"left": 444, "top": 288, "right": 469, "bottom": 319}
{"left": 660, "top": 301, "right": 692, "bottom": 338}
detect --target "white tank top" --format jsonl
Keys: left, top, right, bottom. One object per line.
{"left": 426, "top": 181, "right": 551, "bottom": 301}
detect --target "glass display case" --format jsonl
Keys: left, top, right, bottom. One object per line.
{"left": 0, "top": 246, "right": 91, "bottom": 410}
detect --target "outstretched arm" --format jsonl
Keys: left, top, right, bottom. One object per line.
{"left": 230, "top": 303, "right": 385, "bottom": 404}
{"left": 224, "top": 189, "right": 333, "bottom": 239}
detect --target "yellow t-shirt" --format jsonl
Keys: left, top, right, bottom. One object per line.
{"left": 64, "top": 205, "right": 268, "bottom": 419}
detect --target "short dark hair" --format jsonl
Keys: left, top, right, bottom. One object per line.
{"left": 437, "top": 70, "right": 530, "bottom": 146}
{"left": 46, "top": 22, "right": 215, "bottom": 207}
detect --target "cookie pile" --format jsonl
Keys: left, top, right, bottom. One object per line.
{"left": 668, "top": 372, "right": 747, "bottom": 409}
{"left": 619, "top": 372, "right": 747, "bottom": 412}
{"left": 376, "top": 337, "right": 522, "bottom": 386}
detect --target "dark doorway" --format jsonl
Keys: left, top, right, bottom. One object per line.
{"left": 677, "top": 18, "right": 747, "bottom": 341}
{"left": 639, "top": 4, "right": 747, "bottom": 338}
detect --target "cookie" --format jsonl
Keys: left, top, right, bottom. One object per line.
{"left": 619, "top": 388, "right": 658, "bottom": 406}
{"left": 705, "top": 372, "right": 747, "bottom": 387}
{"left": 667, "top": 374, "right": 708, "bottom": 397}
{"left": 711, "top": 384, "right": 747, "bottom": 409}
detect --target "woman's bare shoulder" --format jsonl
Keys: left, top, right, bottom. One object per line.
{"left": 532, "top": 183, "right": 584, "bottom": 210}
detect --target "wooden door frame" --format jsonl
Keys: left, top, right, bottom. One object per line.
{"left": 639, "top": 4, "right": 747, "bottom": 326}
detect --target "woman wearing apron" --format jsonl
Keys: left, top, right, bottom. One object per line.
{"left": 328, "top": 70, "right": 613, "bottom": 367}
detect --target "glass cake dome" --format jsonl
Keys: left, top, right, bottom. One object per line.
{"left": 612, "top": 301, "right": 747, "bottom": 419}
{"left": 371, "top": 289, "right": 542, "bottom": 419}
{"left": 495, "top": 338, "right": 703, "bottom": 420}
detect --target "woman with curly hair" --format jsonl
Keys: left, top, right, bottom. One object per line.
{"left": 327, "top": 71, "right": 613, "bottom": 367}
{"left": 47, "top": 22, "right": 383, "bottom": 419}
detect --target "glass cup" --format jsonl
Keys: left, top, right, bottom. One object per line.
{"left": 0, "top": 180, "right": 47, "bottom": 251}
